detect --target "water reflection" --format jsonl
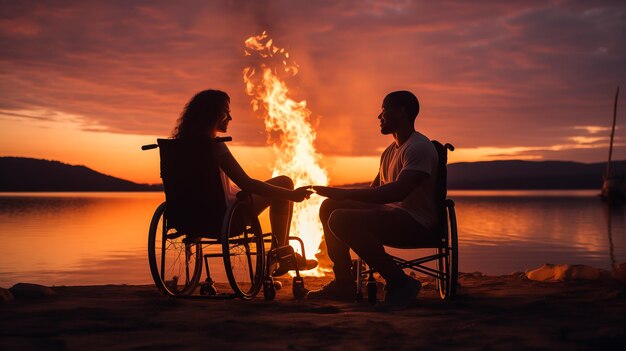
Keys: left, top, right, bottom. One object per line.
{"left": 388, "top": 191, "right": 626, "bottom": 275}
{"left": 0, "top": 193, "right": 164, "bottom": 286}
{"left": 447, "top": 191, "right": 626, "bottom": 274}
{"left": 603, "top": 203, "right": 622, "bottom": 270}
{"left": 0, "top": 191, "right": 624, "bottom": 286}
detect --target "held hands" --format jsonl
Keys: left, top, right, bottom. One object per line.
{"left": 312, "top": 186, "right": 349, "bottom": 200}
{"left": 289, "top": 185, "right": 351, "bottom": 202}
{"left": 291, "top": 185, "right": 314, "bottom": 202}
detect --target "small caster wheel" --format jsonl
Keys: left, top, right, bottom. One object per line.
{"left": 263, "top": 278, "right": 276, "bottom": 300}
{"left": 356, "top": 290, "right": 364, "bottom": 301}
{"left": 367, "top": 277, "right": 377, "bottom": 305}
{"left": 200, "top": 278, "right": 217, "bottom": 296}
{"left": 165, "top": 276, "right": 179, "bottom": 295}
{"left": 292, "top": 276, "right": 308, "bottom": 300}
{"left": 273, "top": 280, "right": 283, "bottom": 290}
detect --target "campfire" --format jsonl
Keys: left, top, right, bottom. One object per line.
{"left": 243, "top": 32, "right": 330, "bottom": 276}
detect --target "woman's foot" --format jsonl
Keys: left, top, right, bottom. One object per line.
{"left": 271, "top": 253, "right": 318, "bottom": 277}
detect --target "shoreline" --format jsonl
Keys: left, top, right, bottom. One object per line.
{"left": 2, "top": 270, "right": 625, "bottom": 350}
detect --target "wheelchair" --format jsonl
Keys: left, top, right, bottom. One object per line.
{"left": 142, "top": 137, "right": 309, "bottom": 300}
{"left": 355, "top": 141, "right": 458, "bottom": 303}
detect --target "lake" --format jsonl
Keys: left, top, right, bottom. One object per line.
{"left": 0, "top": 191, "right": 624, "bottom": 287}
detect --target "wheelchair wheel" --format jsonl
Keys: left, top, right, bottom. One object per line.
{"left": 436, "top": 249, "right": 450, "bottom": 299}
{"left": 449, "top": 202, "right": 459, "bottom": 297}
{"left": 437, "top": 201, "right": 459, "bottom": 299}
{"left": 148, "top": 202, "right": 202, "bottom": 296}
{"left": 222, "top": 200, "right": 264, "bottom": 300}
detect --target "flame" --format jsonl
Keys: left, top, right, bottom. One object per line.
{"left": 243, "top": 32, "right": 329, "bottom": 276}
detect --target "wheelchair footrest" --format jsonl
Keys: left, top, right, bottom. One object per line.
{"left": 273, "top": 245, "right": 296, "bottom": 261}
{"left": 267, "top": 245, "right": 299, "bottom": 275}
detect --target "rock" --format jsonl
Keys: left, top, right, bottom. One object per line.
{"left": 509, "top": 272, "right": 526, "bottom": 279}
{"left": 0, "top": 287, "right": 14, "bottom": 302}
{"left": 564, "top": 264, "right": 603, "bottom": 281}
{"left": 526, "top": 264, "right": 559, "bottom": 281}
{"left": 525, "top": 264, "right": 604, "bottom": 282}
{"left": 9, "top": 283, "right": 56, "bottom": 299}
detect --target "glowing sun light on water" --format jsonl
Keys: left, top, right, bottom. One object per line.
{"left": 243, "top": 31, "right": 329, "bottom": 276}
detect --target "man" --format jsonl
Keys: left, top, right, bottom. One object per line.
{"left": 309, "top": 90, "right": 439, "bottom": 310}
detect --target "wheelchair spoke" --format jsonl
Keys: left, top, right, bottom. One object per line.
{"left": 240, "top": 227, "right": 254, "bottom": 283}
{"left": 157, "top": 237, "right": 199, "bottom": 289}
{"left": 184, "top": 244, "right": 191, "bottom": 285}
{"left": 149, "top": 203, "right": 202, "bottom": 297}
{"left": 160, "top": 225, "right": 167, "bottom": 283}
{"left": 221, "top": 201, "right": 264, "bottom": 299}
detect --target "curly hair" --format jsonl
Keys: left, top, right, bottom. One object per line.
{"left": 172, "top": 90, "right": 230, "bottom": 139}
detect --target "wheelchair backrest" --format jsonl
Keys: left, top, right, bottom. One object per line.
{"left": 157, "top": 138, "right": 227, "bottom": 235}
{"left": 431, "top": 140, "right": 454, "bottom": 234}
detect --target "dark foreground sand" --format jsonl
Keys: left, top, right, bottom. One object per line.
{"left": 1, "top": 274, "right": 625, "bottom": 350}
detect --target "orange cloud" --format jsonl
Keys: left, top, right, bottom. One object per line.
{"left": 1, "top": 0, "right": 625, "bottom": 184}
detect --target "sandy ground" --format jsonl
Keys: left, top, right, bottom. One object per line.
{"left": 1, "top": 273, "right": 625, "bottom": 350}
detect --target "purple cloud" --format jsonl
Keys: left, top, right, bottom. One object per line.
{"left": 0, "top": 0, "right": 625, "bottom": 161}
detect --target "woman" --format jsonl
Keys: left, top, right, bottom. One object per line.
{"left": 172, "top": 89, "right": 316, "bottom": 276}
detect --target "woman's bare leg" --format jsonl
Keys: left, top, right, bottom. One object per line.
{"left": 251, "top": 175, "right": 294, "bottom": 249}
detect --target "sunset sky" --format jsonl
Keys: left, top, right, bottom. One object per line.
{"left": 1, "top": 0, "right": 625, "bottom": 185}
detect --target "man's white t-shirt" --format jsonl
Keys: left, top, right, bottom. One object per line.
{"left": 379, "top": 131, "right": 438, "bottom": 230}
{"left": 212, "top": 141, "right": 241, "bottom": 206}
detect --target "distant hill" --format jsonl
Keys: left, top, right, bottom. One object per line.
{"left": 338, "top": 160, "right": 626, "bottom": 190}
{"left": 1, "top": 156, "right": 625, "bottom": 191}
{"left": 0, "top": 157, "right": 161, "bottom": 192}
{"left": 447, "top": 160, "right": 626, "bottom": 190}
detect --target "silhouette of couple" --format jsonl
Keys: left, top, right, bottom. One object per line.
{"left": 173, "top": 90, "right": 437, "bottom": 310}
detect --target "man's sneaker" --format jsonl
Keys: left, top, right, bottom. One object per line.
{"left": 306, "top": 280, "right": 356, "bottom": 301}
{"left": 377, "top": 275, "right": 421, "bottom": 311}
{"left": 271, "top": 253, "right": 318, "bottom": 277}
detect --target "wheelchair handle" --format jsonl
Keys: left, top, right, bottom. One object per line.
{"left": 141, "top": 144, "right": 158, "bottom": 151}
{"left": 141, "top": 136, "right": 233, "bottom": 151}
